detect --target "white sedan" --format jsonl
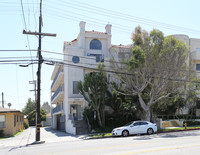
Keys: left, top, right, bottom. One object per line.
{"left": 112, "top": 121, "right": 157, "bottom": 137}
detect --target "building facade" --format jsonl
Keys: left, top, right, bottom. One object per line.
{"left": 0, "top": 107, "right": 24, "bottom": 136}
{"left": 51, "top": 21, "right": 113, "bottom": 134}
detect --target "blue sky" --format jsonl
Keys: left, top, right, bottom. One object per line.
{"left": 1, "top": 0, "right": 200, "bottom": 110}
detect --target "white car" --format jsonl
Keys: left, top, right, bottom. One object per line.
{"left": 112, "top": 121, "right": 157, "bottom": 137}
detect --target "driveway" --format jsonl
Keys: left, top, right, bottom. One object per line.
{"left": 0, "top": 127, "right": 81, "bottom": 148}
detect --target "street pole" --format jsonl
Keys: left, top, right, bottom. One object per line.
{"left": 35, "top": 0, "right": 42, "bottom": 141}
{"left": 22, "top": 0, "right": 56, "bottom": 142}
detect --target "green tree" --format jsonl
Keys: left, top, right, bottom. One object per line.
{"left": 22, "top": 98, "right": 35, "bottom": 115}
{"left": 41, "top": 102, "right": 51, "bottom": 114}
{"left": 27, "top": 109, "right": 47, "bottom": 122}
{"left": 153, "top": 93, "right": 185, "bottom": 115}
{"left": 77, "top": 64, "right": 108, "bottom": 128}
{"left": 115, "top": 26, "right": 191, "bottom": 121}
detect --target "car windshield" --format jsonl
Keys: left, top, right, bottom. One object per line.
{"left": 123, "top": 121, "right": 133, "bottom": 126}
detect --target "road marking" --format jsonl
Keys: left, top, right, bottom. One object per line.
{"left": 118, "top": 144, "right": 200, "bottom": 155}
{"left": 39, "top": 142, "right": 151, "bottom": 155}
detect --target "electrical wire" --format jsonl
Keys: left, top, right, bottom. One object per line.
{"left": 20, "top": 0, "right": 35, "bottom": 81}
{"left": 44, "top": 0, "right": 200, "bottom": 35}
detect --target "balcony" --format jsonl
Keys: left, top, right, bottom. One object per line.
{"left": 51, "top": 66, "right": 64, "bottom": 92}
{"left": 52, "top": 103, "right": 64, "bottom": 115}
{"left": 190, "top": 51, "right": 200, "bottom": 62}
{"left": 51, "top": 85, "right": 64, "bottom": 104}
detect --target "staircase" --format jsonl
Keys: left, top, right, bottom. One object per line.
{"left": 73, "top": 120, "right": 89, "bottom": 135}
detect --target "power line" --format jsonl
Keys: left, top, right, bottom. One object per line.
{"left": 20, "top": 0, "right": 35, "bottom": 81}
{"left": 41, "top": 50, "right": 128, "bottom": 65}
{"left": 45, "top": 0, "right": 200, "bottom": 35}
{"left": 42, "top": 59, "right": 198, "bottom": 84}
{"left": 0, "top": 49, "right": 37, "bottom": 52}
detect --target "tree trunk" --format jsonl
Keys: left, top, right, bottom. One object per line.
{"left": 144, "top": 110, "right": 151, "bottom": 122}
{"left": 97, "top": 110, "right": 103, "bottom": 127}
{"left": 101, "top": 108, "right": 105, "bottom": 128}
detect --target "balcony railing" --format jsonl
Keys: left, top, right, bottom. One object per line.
{"left": 51, "top": 66, "right": 62, "bottom": 90}
{"left": 51, "top": 85, "right": 64, "bottom": 102}
{"left": 52, "top": 103, "right": 63, "bottom": 114}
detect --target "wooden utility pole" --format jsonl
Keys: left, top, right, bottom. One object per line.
{"left": 23, "top": 0, "right": 56, "bottom": 142}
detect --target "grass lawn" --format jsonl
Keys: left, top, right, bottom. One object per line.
{"left": 158, "top": 126, "right": 200, "bottom": 132}
{"left": 0, "top": 131, "right": 23, "bottom": 140}
{"left": 89, "top": 126, "right": 200, "bottom": 138}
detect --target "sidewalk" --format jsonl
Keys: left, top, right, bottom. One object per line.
{"left": 0, "top": 127, "right": 82, "bottom": 148}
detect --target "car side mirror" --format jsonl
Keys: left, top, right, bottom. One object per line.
{"left": 130, "top": 125, "right": 133, "bottom": 127}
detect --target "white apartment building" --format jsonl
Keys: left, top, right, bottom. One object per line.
{"left": 174, "top": 34, "right": 200, "bottom": 74}
{"left": 51, "top": 21, "right": 114, "bottom": 134}
{"left": 174, "top": 35, "right": 200, "bottom": 115}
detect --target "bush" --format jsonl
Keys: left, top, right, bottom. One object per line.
{"left": 24, "top": 121, "right": 29, "bottom": 129}
{"left": 0, "top": 130, "right": 4, "bottom": 138}
{"left": 184, "top": 121, "right": 200, "bottom": 126}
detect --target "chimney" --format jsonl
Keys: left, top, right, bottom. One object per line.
{"left": 105, "top": 24, "right": 112, "bottom": 35}
{"left": 79, "top": 21, "right": 86, "bottom": 33}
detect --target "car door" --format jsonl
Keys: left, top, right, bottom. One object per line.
{"left": 139, "top": 121, "right": 149, "bottom": 133}
{"left": 130, "top": 122, "right": 141, "bottom": 134}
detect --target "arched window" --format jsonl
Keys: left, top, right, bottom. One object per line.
{"left": 90, "top": 39, "right": 102, "bottom": 50}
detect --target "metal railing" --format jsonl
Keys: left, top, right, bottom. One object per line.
{"left": 51, "top": 66, "right": 62, "bottom": 90}
{"left": 52, "top": 103, "right": 63, "bottom": 114}
{"left": 51, "top": 85, "right": 64, "bottom": 102}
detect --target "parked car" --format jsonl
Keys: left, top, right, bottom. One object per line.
{"left": 112, "top": 121, "right": 157, "bottom": 137}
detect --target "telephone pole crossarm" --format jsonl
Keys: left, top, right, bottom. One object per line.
{"left": 23, "top": 30, "right": 56, "bottom": 37}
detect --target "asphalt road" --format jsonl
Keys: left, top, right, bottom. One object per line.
{"left": 1, "top": 130, "right": 200, "bottom": 155}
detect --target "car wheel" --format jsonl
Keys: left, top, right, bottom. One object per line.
{"left": 122, "top": 130, "right": 129, "bottom": 137}
{"left": 147, "top": 128, "right": 154, "bottom": 135}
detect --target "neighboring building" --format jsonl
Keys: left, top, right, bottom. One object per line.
{"left": 41, "top": 113, "right": 52, "bottom": 127}
{"left": 0, "top": 107, "right": 24, "bottom": 136}
{"left": 174, "top": 34, "right": 200, "bottom": 115}
{"left": 174, "top": 34, "right": 200, "bottom": 73}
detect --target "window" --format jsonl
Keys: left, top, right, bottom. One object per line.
{"left": 87, "top": 54, "right": 104, "bottom": 62}
{"left": 90, "top": 39, "right": 102, "bottom": 50}
{"left": 14, "top": 115, "right": 16, "bottom": 127}
{"left": 0, "top": 115, "right": 5, "bottom": 128}
{"left": 196, "top": 64, "right": 200, "bottom": 71}
{"left": 140, "top": 122, "right": 148, "bottom": 125}
{"left": 196, "top": 48, "right": 200, "bottom": 52}
{"left": 133, "top": 122, "right": 140, "bottom": 126}
{"left": 73, "top": 81, "right": 79, "bottom": 94}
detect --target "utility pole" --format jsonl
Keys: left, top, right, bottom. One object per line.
{"left": 23, "top": 0, "right": 56, "bottom": 142}
{"left": 1, "top": 92, "right": 4, "bottom": 108}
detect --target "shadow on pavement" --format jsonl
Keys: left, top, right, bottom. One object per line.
{"left": 43, "top": 127, "right": 79, "bottom": 138}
